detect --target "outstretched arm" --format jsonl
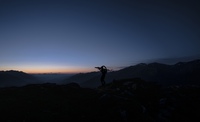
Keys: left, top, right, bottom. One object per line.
{"left": 95, "top": 67, "right": 101, "bottom": 70}
{"left": 107, "top": 68, "right": 111, "bottom": 72}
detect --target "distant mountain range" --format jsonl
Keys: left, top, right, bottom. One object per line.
{"left": 0, "top": 70, "right": 39, "bottom": 87}
{"left": 1, "top": 59, "right": 200, "bottom": 88}
{"left": 63, "top": 59, "right": 200, "bottom": 88}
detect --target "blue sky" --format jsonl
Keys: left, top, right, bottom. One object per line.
{"left": 0, "top": 0, "right": 200, "bottom": 73}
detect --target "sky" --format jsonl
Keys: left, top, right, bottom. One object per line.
{"left": 0, "top": 0, "right": 200, "bottom": 73}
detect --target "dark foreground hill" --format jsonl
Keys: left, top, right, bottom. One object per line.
{"left": 64, "top": 59, "right": 200, "bottom": 88}
{"left": 1, "top": 79, "right": 200, "bottom": 122}
{"left": 0, "top": 70, "right": 39, "bottom": 87}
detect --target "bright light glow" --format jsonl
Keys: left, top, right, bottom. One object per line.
{"left": 0, "top": 64, "right": 93, "bottom": 74}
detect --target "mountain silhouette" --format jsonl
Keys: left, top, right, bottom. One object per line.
{"left": 0, "top": 70, "right": 39, "bottom": 87}
{"left": 0, "top": 60, "right": 200, "bottom": 121}
{"left": 63, "top": 59, "right": 200, "bottom": 88}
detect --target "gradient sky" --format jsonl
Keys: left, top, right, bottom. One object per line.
{"left": 0, "top": 0, "right": 200, "bottom": 73}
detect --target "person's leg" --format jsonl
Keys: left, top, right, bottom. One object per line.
{"left": 101, "top": 80, "right": 105, "bottom": 86}
{"left": 101, "top": 74, "right": 106, "bottom": 86}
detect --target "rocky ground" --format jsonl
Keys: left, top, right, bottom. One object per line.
{"left": 0, "top": 78, "right": 200, "bottom": 122}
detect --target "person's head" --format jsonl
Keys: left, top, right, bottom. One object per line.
{"left": 101, "top": 65, "right": 107, "bottom": 69}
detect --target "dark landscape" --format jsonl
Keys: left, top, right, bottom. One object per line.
{"left": 0, "top": 59, "right": 200, "bottom": 122}
{"left": 1, "top": 0, "right": 200, "bottom": 121}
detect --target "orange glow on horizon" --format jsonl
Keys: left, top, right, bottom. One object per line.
{"left": 24, "top": 68, "right": 92, "bottom": 74}
{"left": 1, "top": 65, "right": 93, "bottom": 74}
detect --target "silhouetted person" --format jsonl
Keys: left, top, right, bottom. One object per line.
{"left": 95, "top": 65, "right": 107, "bottom": 86}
